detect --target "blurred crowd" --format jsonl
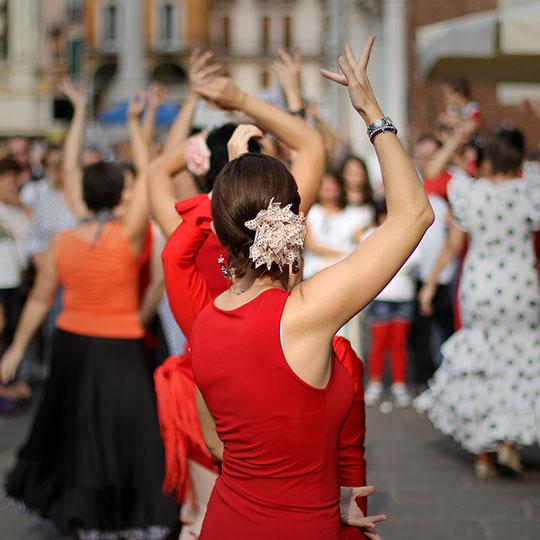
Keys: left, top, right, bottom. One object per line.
{"left": 0, "top": 42, "right": 539, "bottom": 539}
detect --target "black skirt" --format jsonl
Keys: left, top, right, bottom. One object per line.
{"left": 4, "top": 329, "right": 176, "bottom": 539}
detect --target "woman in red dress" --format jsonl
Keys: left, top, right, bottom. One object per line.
{"left": 189, "top": 38, "right": 433, "bottom": 539}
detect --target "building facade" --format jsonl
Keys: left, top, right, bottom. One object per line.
{"left": 2, "top": 1, "right": 536, "bottom": 155}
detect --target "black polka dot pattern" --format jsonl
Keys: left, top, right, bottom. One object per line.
{"left": 414, "top": 169, "right": 540, "bottom": 454}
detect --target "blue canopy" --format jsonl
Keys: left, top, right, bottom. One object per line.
{"left": 98, "top": 102, "right": 181, "bottom": 126}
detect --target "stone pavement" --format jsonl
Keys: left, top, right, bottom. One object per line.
{"left": 364, "top": 405, "right": 540, "bottom": 540}
{"left": 1, "top": 398, "right": 539, "bottom": 540}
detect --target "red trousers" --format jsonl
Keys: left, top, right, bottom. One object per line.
{"left": 367, "top": 321, "right": 410, "bottom": 383}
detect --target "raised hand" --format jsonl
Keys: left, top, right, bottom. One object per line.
{"left": 147, "top": 82, "right": 167, "bottom": 110}
{"left": 340, "top": 485, "right": 387, "bottom": 539}
{"left": 520, "top": 97, "right": 540, "bottom": 119}
{"left": 321, "top": 37, "right": 382, "bottom": 125}
{"left": 195, "top": 76, "right": 245, "bottom": 111}
{"left": 271, "top": 45, "right": 303, "bottom": 111}
{"left": 57, "top": 75, "right": 86, "bottom": 108}
{"left": 188, "top": 47, "right": 222, "bottom": 92}
{"left": 128, "top": 87, "right": 147, "bottom": 119}
{"left": 227, "top": 124, "right": 264, "bottom": 161}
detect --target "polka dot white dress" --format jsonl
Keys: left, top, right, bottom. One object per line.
{"left": 414, "top": 165, "right": 540, "bottom": 454}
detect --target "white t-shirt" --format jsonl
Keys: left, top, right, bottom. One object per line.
{"left": 304, "top": 203, "right": 374, "bottom": 278}
{"left": 416, "top": 194, "right": 458, "bottom": 285}
{"left": 363, "top": 226, "right": 422, "bottom": 302}
{"left": 0, "top": 203, "right": 30, "bottom": 288}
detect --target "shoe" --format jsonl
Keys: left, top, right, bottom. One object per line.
{"left": 364, "top": 382, "right": 383, "bottom": 406}
{"left": 390, "top": 383, "right": 412, "bottom": 407}
{"left": 474, "top": 456, "right": 497, "bottom": 479}
{"left": 497, "top": 443, "right": 522, "bottom": 475}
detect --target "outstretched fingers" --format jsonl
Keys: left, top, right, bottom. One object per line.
{"left": 320, "top": 67, "right": 348, "bottom": 86}
{"left": 357, "top": 35, "right": 376, "bottom": 72}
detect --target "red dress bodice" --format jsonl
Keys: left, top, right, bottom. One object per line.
{"left": 191, "top": 288, "right": 354, "bottom": 539}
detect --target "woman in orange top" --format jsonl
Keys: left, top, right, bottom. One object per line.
{"left": 0, "top": 92, "right": 175, "bottom": 539}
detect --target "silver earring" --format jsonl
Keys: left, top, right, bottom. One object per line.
{"left": 218, "top": 253, "right": 231, "bottom": 279}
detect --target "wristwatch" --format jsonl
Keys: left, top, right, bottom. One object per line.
{"left": 367, "top": 116, "right": 398, "bottom": 144}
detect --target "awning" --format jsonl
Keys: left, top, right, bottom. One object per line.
{"left": 415, "top": 0, "right": 540, "bottom": 82}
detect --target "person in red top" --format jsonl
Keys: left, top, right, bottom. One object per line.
{"left": 157, "top": 179, "right": 371, "bottom": 538}
{"left": 148, "top": 49, "right": 326, "bottom": 539}
{"left": 188, "top": 38, "right": 433, "bottom": 539}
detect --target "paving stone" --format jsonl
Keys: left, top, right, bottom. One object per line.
{"left": 489, "top": 520, "right": 540, "bottom": 540}
{"left": 2, "top": 392, "right": 540, "bottom": 539}
{"left": 373, "top": 519, "right": 490, "bottom": 540}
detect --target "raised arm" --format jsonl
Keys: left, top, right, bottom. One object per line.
{"left": 162, "top": 49, "right": 220, "bottom": 154}
{"left": 195, "top": 76, "right": 325, "bottom": 215}
{"left": 284, "top": 38, "right": 434, "bottom": 373}
{"left": 121, "top": 89, "right": 152, "bottom": 254}
{"left": 271, "top": 45, "right": 304, "bottom": 114}
{"left": 148, "top": 137, "right": 192, "bottom": 238}
{"left": 128, "top": 88, "right": 151, "bottom": 174}
{"left": 142, "top": 82, "right": 167, "bottom": 148}
{"left": 58, "top": 76, "right": 87, "bottom": 219}
{"left": 423, "top": 120, "right": 475, "bottom": 180}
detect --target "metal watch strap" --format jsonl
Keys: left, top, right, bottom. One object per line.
{"left": 367, "top": 116, "right": 398, "bottom": 144}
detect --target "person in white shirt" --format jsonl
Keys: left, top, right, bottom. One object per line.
{"left": 304, "top": 169, "right": 374, "bottom": 356}
{"left": 363, "top": 200, "right": 421, "bottom": 407}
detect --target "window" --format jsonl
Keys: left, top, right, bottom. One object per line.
{"left": 103, "top": 2, "right": 118, "bottom": 50}
{"left": 260, "top": 69, "right": 270, "bottom": 88}
{"left": 68, "top": 39, "right": 83, "bottom": 79}
{"left": 261, "top": 16, "right": 270, "bottom": 54}
{"left": 222, "top": 16, "right": 230, "bottom": 52}
{"left": 160, "top": 2, "right": 175, "bottom": 49}
{"left": 0, "top": 0, "right": 7, "bottom": 60}
{"left": 68, "top": 0, "right": 83, "bottom": 23}
{"left": 283, "top": 15, "right": 291, "bottom": 49}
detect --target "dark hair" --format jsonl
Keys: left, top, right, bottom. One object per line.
{"left": 203, "top": 123, "right": 262, "bottom": 193}
{"left": 0, "top": 157, "right": 23, "bottom": 176}
{"left": 444, "top": 76, "right": 471, "bottom": 99}
{"left": 484, "top": 129, "right": 525, "bottom": 175}
{"left": 322, "top": 168, "right": 348, "bottom": 210}
{"left": 339, "top": 154, "right": 374, "bottom": 205}
{"left": 373, "top": 198, "right": 387, "bottom": 224}
{"left": 211, "top": 153, "right": 300, "bottom": 276}
{"left": 82, "top": 161, "right": 124, "bottom": 212}
{"left": 117, "top": 160, "right": 136, "bottom": 178}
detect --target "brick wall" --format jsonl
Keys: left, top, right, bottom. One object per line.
{"left": 407, "top": 0, "right": 540, "bottom": 154}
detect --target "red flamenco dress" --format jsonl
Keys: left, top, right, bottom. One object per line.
{"left": 154, "top": 195, "right": 368, "bottom": 538}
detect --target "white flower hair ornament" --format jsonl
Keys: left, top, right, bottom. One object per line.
{"left": 185, "top": 132, "right": 211, "bottom": 177}
{"left": 244, "top": 198, "right": 305, "bottom": 270}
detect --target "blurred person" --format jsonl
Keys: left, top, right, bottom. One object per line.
{"left": 188, "top": 37, "right": 431, "bottom": 538}
{"left": 0, "top": 91, "right": 176, "bottom": 539}
{"left": 26, "top": 146, "right": 77, "bottom": 375}
{"left": 415, "top": 129, "right": 540, "bottom": 478}
{"left": 363, "top": 200, "right": 421, "bottom": 407}
{"left": 303, "top": 169, "right": 372, "bottom": 356}
{"left": 439, "top": 76, "right": 482, "bottom": 130}
{"left": 408, "top": 135, "right": 458, "bottom": 388}
{"left": 0, "top": 157, "right": 30, "bottom": 343}
{"left": 149, "top": 47, "right": 326, "bottom": 537}
{"left": 0, "top": 303, "right": 32, "bottom": 413}
{"left": 421, "top": 120, "right": 476, "bottom": 200}
{"left": 159, "top": 125, "right": 374, "bottom": 540}
{"left": 340, "top": 155, "right": 376, "bottom": 215}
